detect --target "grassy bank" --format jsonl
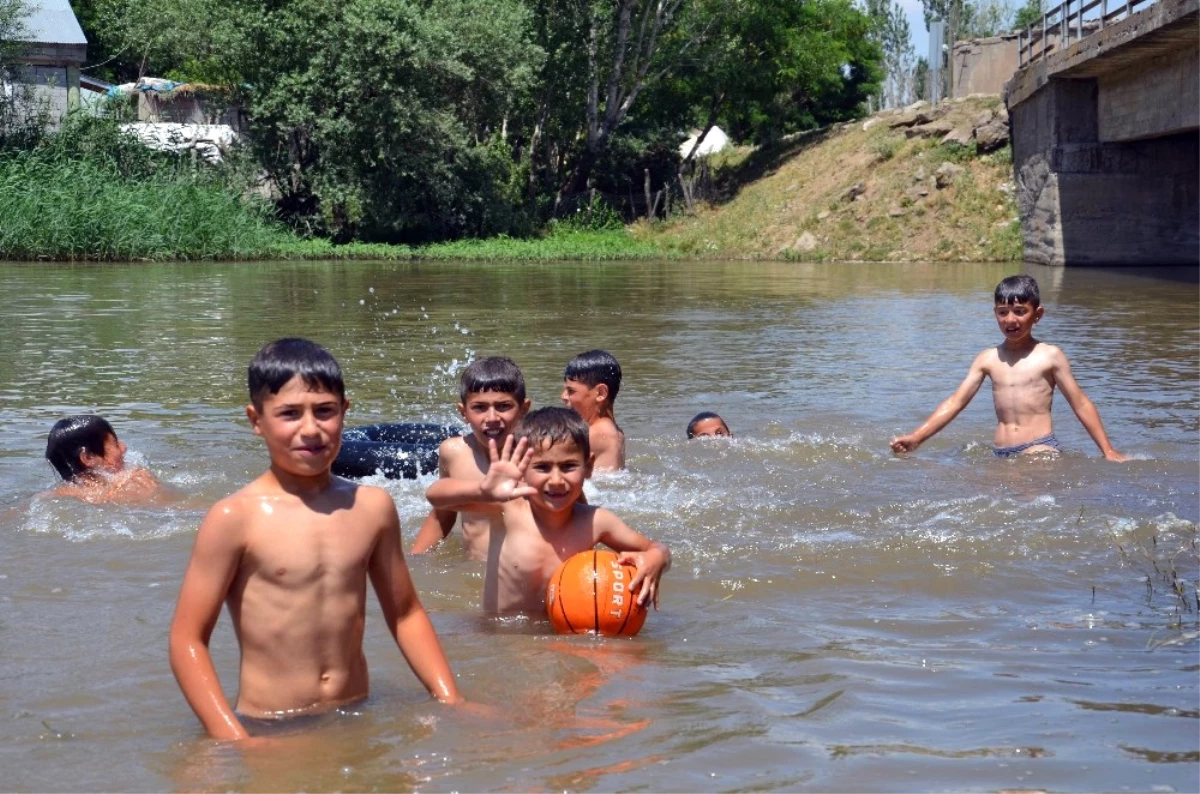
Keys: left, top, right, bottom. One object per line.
{"left": 634, "top": 95, "right": 1021, "bottom": 262}
{"left": 3, "top": 99, "right": 1020, "bottom": 263}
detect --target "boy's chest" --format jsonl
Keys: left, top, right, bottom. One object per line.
{"left": 243, "top": 516, "right": 375, "bottom": 587}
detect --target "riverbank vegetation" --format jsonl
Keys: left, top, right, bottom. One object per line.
{"left": 635, "top": 95, "right": 1022, "bottom": 262}
{"left": 0, "top": 0, "right": 1035, "bottom": 261}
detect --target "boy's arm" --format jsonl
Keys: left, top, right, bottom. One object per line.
{"left": 409, "top": 508, "right": 458, "bottom": 554}
{"left": 426, "top": 436, "right": 534, "bottom": 510}
{"left": 168, "top": 501, "right": 250, "bottom": 741}
{"left": 1050, "top": 347, "right": 1127, "bottom": 461}
{"left": 594, "top": 509, "right": 671, "bottom": 609}
{"left": 589, "top": 425, "right": 621, "bottom": 471}
{"left": 410, "top": 445, "right": 459, "bottom": 554}
{"left": 890, "top": 352, "right": 989, "bottom": 453}
{"left": 366, "top": 490, "right": 463, "bottom": 704}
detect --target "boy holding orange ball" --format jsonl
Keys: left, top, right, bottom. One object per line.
{"left": 426, "top": 406, "right": 670, "bottom": 615}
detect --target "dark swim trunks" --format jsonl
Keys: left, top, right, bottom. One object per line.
{"left": 235, "top": 707, "right": 353, "bottom": 736}
{"left": 994, "top": 433, "right": 1060, "bottom": 458}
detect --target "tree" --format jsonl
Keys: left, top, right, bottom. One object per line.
{"left": 866, "top": 0, "right": 916, "bottom": 108}
{"left": 559, "top": 0, "right": 711, "bottom": 195}
{"left": 1013, "top": 0, "right": 1043, "bottom": 30}
{"left": 1, "top": 0, "right": 36, "bottom": 142}
{"left": 963, "top": 0, "right": 1016, "bottom": 37}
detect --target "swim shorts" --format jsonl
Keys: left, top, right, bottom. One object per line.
{"left": 994, "top": 433, "right": 1060, "bottom": 458}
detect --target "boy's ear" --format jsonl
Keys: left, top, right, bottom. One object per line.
{"left": 519, "top": 398, "right": 531, "bottom": 417}
{"left": 584, "top": 453, "right": 595, "bottom": 479}
{"left": 594, "top": 383, "right": 609, "bottom": 403}
{"left": 456, "top": 402, "right": 467, "bottom": 420}
{"left": 246, "top": 404, "right": 263, "bottom": 436}
{"left": 1033, "top": 306, "right": 1045, "bottom": 323}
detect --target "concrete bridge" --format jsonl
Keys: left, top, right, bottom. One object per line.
{"left": 1006, "top": 0, "right": 1198, "bottom": 265}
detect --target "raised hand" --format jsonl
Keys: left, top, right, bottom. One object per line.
{"left": 478, "top": 435, "right": 537, "bottom": 502}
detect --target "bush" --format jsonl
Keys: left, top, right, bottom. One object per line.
{"left": 0, "top": 114, "right": 291, "bottom": 260}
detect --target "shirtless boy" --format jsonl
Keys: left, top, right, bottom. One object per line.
{"left": 890, "top": 275, "right": 1126, "bottom": 461}
{"left": 561, "top": 349, "right": 625, "bottom": 471}
{"left": 426, "top": 406, "right": 669, "bottom": 615}
{"left": 408, "top": 357, "right": 530, "bottom": 558}
{"left": 44, "top": 415, "right": 165, "bottom": 505}
{"left": 169, "top": 338, "right": 463, "bottom": 741}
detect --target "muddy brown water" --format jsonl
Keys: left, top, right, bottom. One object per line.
{"left": 0, "top": 260, "right": 1196, "bottom": 792}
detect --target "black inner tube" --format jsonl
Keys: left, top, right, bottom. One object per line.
{"left": 333, "top": 423, "right": 462, "bottom": 480}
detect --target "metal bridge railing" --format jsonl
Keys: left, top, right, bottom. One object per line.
{"left": 1017, "top": 0, "right": 1160, "bottom": 66}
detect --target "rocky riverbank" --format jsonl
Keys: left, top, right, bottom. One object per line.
{"left": 635, "top": 95, "right": 1022, "bottom": 262}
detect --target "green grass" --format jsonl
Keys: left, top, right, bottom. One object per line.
{"left": 0, "top": 115, "right": 669, "bottom": 263}
{"left": 271, "top": 227, "right": 669, "bottom": 262}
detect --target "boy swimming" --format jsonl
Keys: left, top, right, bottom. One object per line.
{"left": 44, "top": 415, "right": 164, "bottom": 504}
{"left": 890, "top": 275, "right": 1127, "bottom": 461}
{"left": 426, "top": 406, "right": 670, "bottom": 615}
{"left": 561, "top": 349, "right": 625, "bottom": 471}
{"left": 409, "top": 356, "right": 530, "bottom": 559}
{"left": 687, "top": 412, "right": 732, "bottom": 438}
{"left": 169, "top": 338, "right": 464, "bottom": 741}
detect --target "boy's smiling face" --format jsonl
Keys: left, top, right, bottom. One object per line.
{"left": 247, "top": 375, "right": 348, "bottom": 477}
{"left": 524, "top": 438, "right": 591, "bottom": 515}
{"left": 560, "top": 379, "right": 605, "bottom": 421}
{"left": 994, "top": 300, "right": 1043, "bottom": 346}
{"left": 458, "top": 390, "right": 529, "bottom": 447}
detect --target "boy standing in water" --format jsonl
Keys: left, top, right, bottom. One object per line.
{"left": 409, "top": 356, "right": 530, "bottom": 559}
{"left": 44, "top": 415, "right": 165, "bottom": 504}
{"left": 170, "top": 338, "right": 464, "bottom": 741}
{"left": 427, "top": 407, "right": 669, "bottom": 614}
{"left": 561, "top": 349, "right": 625, "bottom": 471}
{"left": 890, "top": 275, "right": 1126, "bottom": 460}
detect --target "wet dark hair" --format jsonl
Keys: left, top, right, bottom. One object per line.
{"left": 459, "top": 356, "right": 526, "bottom": 403}
{"left": 994, "top": 275, "right": 1040, "bottom": 308}
{"left": 563, "top": 349, "right": 622, "bottom": 403}
{"left": 248, "top": 338, "right": 345, "bottom": 409}
{"left": 514, "top": 407, "right": 591, "bottom": 461}
{"left": 686, "top": 411, "right": 730, "bottom": 438}
{"left": 45, "top": 415, "right": 116, "bottom": 481}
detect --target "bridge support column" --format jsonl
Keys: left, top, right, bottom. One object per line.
{"left": 1011, "top": 77, "right": 1198, "bottom": 266}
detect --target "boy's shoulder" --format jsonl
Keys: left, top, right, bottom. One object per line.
{"left": 439, "top": 434, "right": 488, "bottom": 476}
{"left": 589, "top": 416, "right": 623, "bottom": 438}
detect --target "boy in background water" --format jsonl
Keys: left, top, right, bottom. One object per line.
{"left": 890, "top": 275, "right": 1126, "bottom": 460}
{"left": 409, "top": 356, "right": 530, "bottom": 558}
{"left": 561, "top": 349, "right": 625, "bottom": 471}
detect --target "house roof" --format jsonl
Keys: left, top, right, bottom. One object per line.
{"left": 20, "top": 0, "right": 88, "bottom": 46}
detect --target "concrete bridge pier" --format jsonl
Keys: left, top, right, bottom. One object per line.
{"left": 1006, "top": 0, "right": 1198, "bottom": 266}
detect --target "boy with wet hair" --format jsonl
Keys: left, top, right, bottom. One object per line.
{"left": 170, "top": 338, "right": 464, "bottom": 742}
{"left": 44, "top": 415, "right": 163, "bottom": 504}
{"left": 686, "top": 412, "right": 732, "bottom": 439}
{"left": 426, "top": 406, "right": 670, "bottom": 614}
{"left": 890, "top": 275, "right": 1126, "bottom": 460}
{"left": 560, "top": 349, "right": 625, "bottom": 471}
{"left": 409, "top": 356, "right": 530, "bottom": 558}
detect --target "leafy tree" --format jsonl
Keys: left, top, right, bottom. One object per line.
{"left": 866, "top": 0, "right": 916, "bottom": 108}
{"left": 1013, "top": 0, "right": 1043, "bottom": 29}
{"left": 963, "top": 0, "right": 1016, "bottom": 37}
{"left": 242, "top": 0, "right": 542, "bottom": 242}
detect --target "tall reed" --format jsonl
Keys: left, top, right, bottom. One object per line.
{"left": 0, "top": 116, "right": 291, "bottom": 261}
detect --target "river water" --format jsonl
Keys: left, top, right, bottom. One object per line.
{"left": 0, "top": 260, "right": 1196, "bottom": 793}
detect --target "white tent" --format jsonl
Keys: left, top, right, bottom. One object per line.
{"left": 679, "top": 125, "right": 730, "bottom": 159}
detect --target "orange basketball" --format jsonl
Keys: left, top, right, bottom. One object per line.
{"left": 545, "top": 549, "right": 648, "bottom": 637}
